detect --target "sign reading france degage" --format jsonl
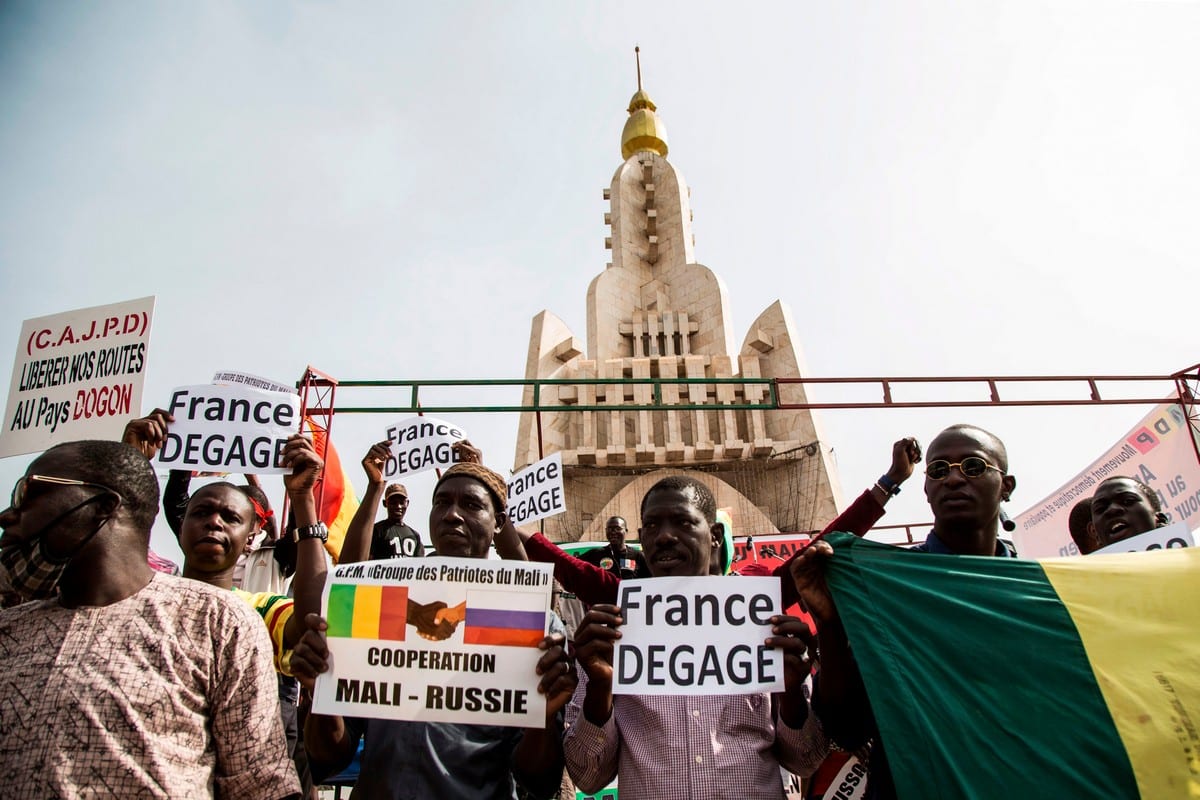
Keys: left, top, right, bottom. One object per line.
{"left": 156, "top": 384, "right": 300, "bottom": 474}
{"left": 613, "top": 576, "right": 785, "bottom": 696}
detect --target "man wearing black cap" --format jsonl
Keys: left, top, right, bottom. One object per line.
{"left": 341, "top": 441, "right": 424, "bottom": 563}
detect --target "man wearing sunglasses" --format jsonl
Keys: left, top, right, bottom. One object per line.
{"left": 789, "top": 424, "right": 1017, "bottom": 800}
{"left": 0, "top": 439, "right": 301, "bottom": 799}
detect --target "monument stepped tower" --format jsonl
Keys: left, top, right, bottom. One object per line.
{"left": 513, "top": 57, "right": 843, "bottom": 543}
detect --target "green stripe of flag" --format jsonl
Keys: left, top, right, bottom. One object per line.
{"left": 823, "top": 531, "right": 1139, "bottom": 800}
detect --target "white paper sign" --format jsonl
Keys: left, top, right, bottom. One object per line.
{"left": 313, "top": 557, "right": 553, "bottom": 727}
{"left": 0, "top": 296, "right": 155, "bottom": 458}
{"left": 212, "top": 370, "right": 295, "bottom": 395}
{"left": 1093, "top": 521, "right": 1194, "bottom": 555}
{"left": 613, "top": 576, "right": 784, "bottom": 696}
{"left": 507, "top": 452, "right": 566, "bottom": 525}
{"left": 383, "top": 415, "right": 467, "bottom": 478}
{"left": 156, "top": 384, "right": 300, "bottom": 474}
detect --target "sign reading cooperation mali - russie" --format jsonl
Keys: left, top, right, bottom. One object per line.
{"left": 313, "top": 558, "right": 553, "bottom": 728}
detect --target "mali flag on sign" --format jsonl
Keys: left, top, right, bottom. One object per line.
{"left": 326, "top": 584, "right": 408, "bottom": 641}
{"left": 822, "top": 531, "right": 1200, "bottom": 799}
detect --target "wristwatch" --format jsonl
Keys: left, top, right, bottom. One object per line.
{"left": 293, "top": 522, "right": 329, "bottom": 543}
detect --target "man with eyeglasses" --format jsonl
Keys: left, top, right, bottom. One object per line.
{"left": 789, "top": 424, "right": 1017, "bottom": 800}
{"left": 0, "top": 439, "right": 301, "bottom": 799}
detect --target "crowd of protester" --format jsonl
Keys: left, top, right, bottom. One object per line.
{"left": 0, "top": 408, "right": 1179, "bottom": 798}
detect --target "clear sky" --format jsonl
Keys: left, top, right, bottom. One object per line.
{"left": 2, "top": 1, "right": 1198, "bottom": 563}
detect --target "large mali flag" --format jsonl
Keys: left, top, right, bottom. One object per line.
{"left": 822, "top": 531, "right": 1200, "bottom": 799}
{"left": 305, "top": 418, "right": 360, "bottom": 563}
{"left": 327, "top": 584, "right": 408, "bottom": 641}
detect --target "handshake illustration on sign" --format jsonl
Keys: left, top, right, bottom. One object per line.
{"left": 407, "top": 600, "right": 467, "bottom": 641}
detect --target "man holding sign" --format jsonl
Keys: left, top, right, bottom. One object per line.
{"left": 291, "top": 461, "right": 576, "bottom": 800}
{"left": 564, "top": 475, "right": 827, "bottom": 799}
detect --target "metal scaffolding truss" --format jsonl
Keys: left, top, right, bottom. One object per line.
{"left": 289, "top": 362, "right": 1200, "bottom": 524}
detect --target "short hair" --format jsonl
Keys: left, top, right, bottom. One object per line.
{"left": 45, "top": 440, "right": 160, "bottom": 531}
{"left": 641, "top": 475, "right": 716, "bottom": 524}
{"left": 1097, "top": 476, "right": 1162, "bottom": 513}
{"left": 1067, "top": 498, "right": 1093, "bottom": 541}
{"left": 936, "top": 424, "right": 1009, "bottom": 472}
{"left": 606, "top": 516, "right": 627, "bottom": 528}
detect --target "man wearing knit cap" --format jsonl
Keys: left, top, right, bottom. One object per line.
{"left": 293, "top": 460, "right": 575, "bottom": 800}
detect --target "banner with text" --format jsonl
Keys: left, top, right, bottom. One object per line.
{"left": 383, "top": 415, "right": 467, "bottom": 478}
{"left": 1013, "top": 402, "right": 1200, "bottom": 558}
{"left": 1, "top": 296, "right": 155, "bottom": 458}
{"left": 213, "top": 370, "right": 296, "bottom": 395}
{"left": 156, "top": 384, "right": 300, "bottom": 474}
{"left": 732, "top": 534, "right": 814, "bottom": 569}
{"left": 313, "top": 557, "right": 553, "bottom": 727}
{"left": 507, "top": 452, "right": 566, "bottom": 525}
{"left": 1093, "top": 521, "right": 1194, "bottom": 555}
{"left": 613, "top": 576, "right": 784, "bottom": 696}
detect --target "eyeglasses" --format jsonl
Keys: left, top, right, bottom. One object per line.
{"left": 925, "top": 458, "right": 1003, "bottom": 480}
{"left": 10, "top": 475, "right": 116, "bottom": 510}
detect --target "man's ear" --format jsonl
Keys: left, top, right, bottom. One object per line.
{"left": 1001, "top": 474, "right": 1017, "bottom": 502}
{"left": 95, "top": 490, "right": 122, "bottom": 519}
{"left": 1155, "top": 511, "right": 1170, "bottom": 527}
{"left": 710, "top": 521, "right": 725, "bottom": 548}
{"left": 494, "top": 511, "right": 507, "bottom": 534}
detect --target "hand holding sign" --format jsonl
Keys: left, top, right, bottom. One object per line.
{"left": 362, "top": 440, "right": 391, "bottom": 485}
{"left": 122, "top": 408, "right": 174, "bottom": 459}
{"left": 290, "top": 613, "right": 331, "bottom": 691}
{"left": 535, "top": 633, "right": 578, "bottom": 721}
{"left": 453, "top": 440, "right": 483, "bottom": 465}
{"left": 281, "top": 434, "right": 324, "bottom": 495}
{"left": 766, "top": 614, "right": 817, "bottom": 728}
{"left": 573, "top": 603, "right": 623, "bottom": 725}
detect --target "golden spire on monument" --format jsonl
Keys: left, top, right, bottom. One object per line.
{"left": 621, "top": 46, "right": 669, "bottom": 160}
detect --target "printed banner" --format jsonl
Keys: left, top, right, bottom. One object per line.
{"left": 212, "top": 370, "right": 296, "bottom": 395}
{"left": 732, "top": 534, "right": 813, "bottom": 568}
{"left": 0, "top": 296, "right": 155, "bottom": 458}
{"left": 507, "top": 452, "right": 566, "bottom": 525}
{"left": 383, "top": 415, "right": 467, "bottom": 478}
{"left": 1093, "top": 521, "right": 1193, "bottom": 555}
{"left": 1013, "top": 402, "right": 1200, "bottom": 558}
{"left": 613, "top": 576, "right": 785, "bottom": 696}
{"left": 313, "top": 557, "right": 553, "bottom": 727}
{"left": 156, "top": 384, "right": 300, "bottom": 474}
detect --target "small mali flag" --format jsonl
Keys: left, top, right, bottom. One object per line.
{"left": 463, "top": 589, "right": 546, "bottom": 647}
{"left": 327, "top": 584, "right": 408, "bottom": 641}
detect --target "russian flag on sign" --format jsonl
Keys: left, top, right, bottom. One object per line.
{"left": 463, "top": 589, "right": 546, "bottom": 647}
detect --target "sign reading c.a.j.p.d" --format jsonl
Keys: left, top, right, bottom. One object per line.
{"left": 0, "top": 297, "right": 155, "bottom": 458}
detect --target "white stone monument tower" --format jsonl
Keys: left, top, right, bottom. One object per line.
{"left": 514, "top": 55, "right": 843, "bottom": 543}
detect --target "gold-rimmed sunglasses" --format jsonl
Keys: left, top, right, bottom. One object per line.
{"left": 924, "top": 458, "right": 1003, "bottom": 480}
{"left": 10, "top": 475, "right": 117, "bottom": 510}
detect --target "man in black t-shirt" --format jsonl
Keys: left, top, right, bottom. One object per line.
{"left": 578, "top": 516, "right": 650, "bottom": 579}
{"left": 370, "top": 483, "right": 425, "bottom": 560}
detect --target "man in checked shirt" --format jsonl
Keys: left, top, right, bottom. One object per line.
{"left": 564, "top": 475, "right": 828, "bottom": 799}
